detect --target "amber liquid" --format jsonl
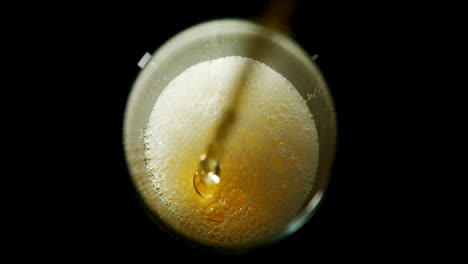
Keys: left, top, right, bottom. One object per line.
{"left": 144, "top": 57, "right": 318, "bottom": 247}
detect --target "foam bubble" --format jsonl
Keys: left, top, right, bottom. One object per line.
{"left": 144, "top": 56, "right": 318, "bottom": 247}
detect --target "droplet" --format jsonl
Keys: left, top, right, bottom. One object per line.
{"left": 206, "top": 202, "right": 225, "bottom": 224}
{"left": 193, "top": 154, "right": 220, "bottom": 198}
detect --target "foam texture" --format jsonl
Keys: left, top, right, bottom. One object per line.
{"left": 144, "top": 56, "right": 318, "bottom": 247}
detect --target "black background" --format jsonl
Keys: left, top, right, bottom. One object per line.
{"left": 15, "top": 0, "right": 442, "bottom": 260}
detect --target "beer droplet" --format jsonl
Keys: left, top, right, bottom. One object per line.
{"left": 193, "top": 154, "right": 220, "bottom": 198}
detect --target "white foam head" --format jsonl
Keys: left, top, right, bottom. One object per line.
{"left": 144, "top": 56, "right": 318, "bottom": 248}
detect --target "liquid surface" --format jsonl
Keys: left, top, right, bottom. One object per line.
{"left": 144, "top": 56, "right": 319, "bottom": 248}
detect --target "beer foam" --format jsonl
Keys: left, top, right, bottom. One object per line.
{"left": 144, "top": 56, "right": 318, "bottom": 248}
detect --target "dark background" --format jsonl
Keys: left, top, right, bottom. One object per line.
{"left": 16, "top": 0, "right": 443, "bottom": 260}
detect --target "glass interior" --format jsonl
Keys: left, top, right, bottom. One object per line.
{"left": 124, "top": 19, "right": 336, "bottom": 252}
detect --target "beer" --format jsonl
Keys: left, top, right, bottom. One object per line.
{"left": 143, "top": 56, "right": 319, "bottom": 248}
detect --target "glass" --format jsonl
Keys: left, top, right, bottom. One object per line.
{"left": 123, "top": 19, "right": 336, "bottom": 253}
